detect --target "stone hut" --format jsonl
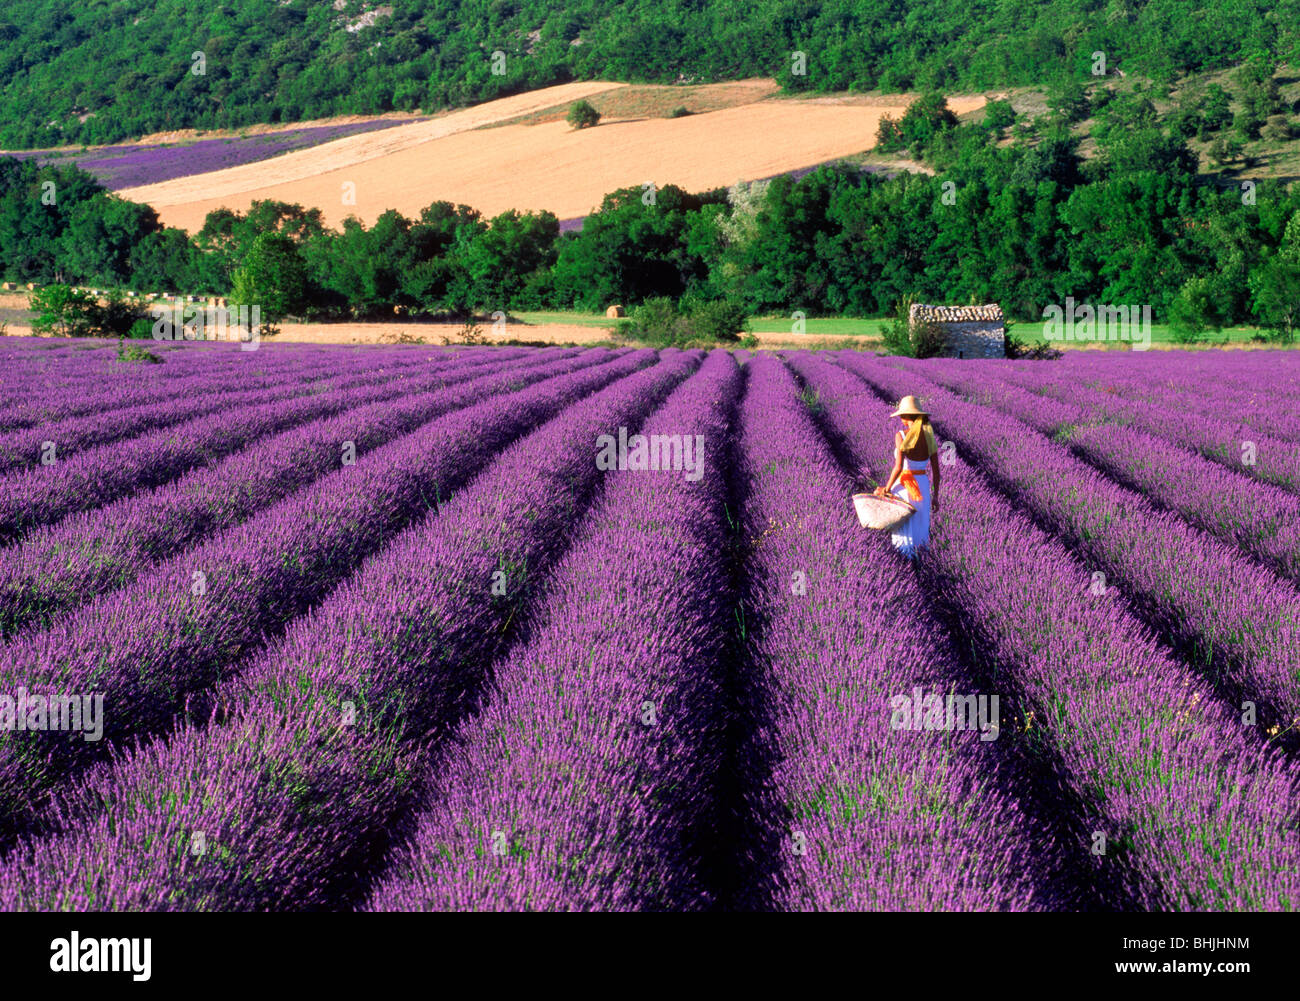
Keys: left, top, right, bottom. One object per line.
{"left": 909, "top": 302, "right": 1005, "bottom": 358}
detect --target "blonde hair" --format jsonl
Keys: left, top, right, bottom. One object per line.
{"left": 900, "top": 416, "right": 937, "bottom": 461}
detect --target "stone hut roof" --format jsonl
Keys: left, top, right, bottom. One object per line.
{"left": 909, "top": 303, "right": 1004, "bottom": 323}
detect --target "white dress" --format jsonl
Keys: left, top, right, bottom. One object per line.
{"left": 889, "top": 452, "right": 932, "bottom": 557}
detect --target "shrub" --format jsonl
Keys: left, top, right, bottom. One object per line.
{"left": 113, "top": 339, "right": 162, "bottom": 363}
{"left": 378, "top": 330, "right": 427, "bottom": 345}
{"left": 617, "top": 297, "right": 686, "bottom": 346}
{"left": 1234, "top": 109, "right": 1264, "bottom": 141}
{"left": 895, "top": 92, "right": 958, "bottom": 155}
{"left": 440, "top": 316, "right": 487, "bottom": 345}
{"left": 880, "top": 313, "right": 913, "bottom": 356}
{"left": 667, "top": 106, "right": 691, "bottom": 118}
{"left": 875, "top": 114, "right": 903, "bottom": 152}
{"left": 93, "top": 289, "right": 149, "bottom": 338}
{"left": 566, "top": 100, "right": 601, "bottom": 130}
{"left": 1005, "top": 330, "right": 1063, "bottom": 360}
{"left": 1208, "top": 135, "right": 1242, "bottom": 166}
{"left": 983, "top": 100, "right": 1016, "bottom": 131}
{"left": 28, "top": 285, "right": 148, "bottom": 338}
{"left": 1197, "top": 85, "right": 1233, "bottom": 138}
{"left": 617, "top": 296, "right": 749, "bottom": 346}
{"left": 879, "top": 295, "right": 949, "bottom": 358}
{"left": 1048, "top": 81, "right": 1091, "bottom": 124}
{"left": 28, "top": 284, "right": 97, "bottom": 337}
{"left": 911, "top": 317, "right": 951, "bottom": 358}
{"left": 685, "top": 297, "right": 749, "bottom": 341}
{"left": 1168, "top": 276, "right": 1224, "bottom": 343}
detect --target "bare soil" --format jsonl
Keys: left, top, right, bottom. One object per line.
{"left": 117, "top": 84, "right": 986, "bottom": 232}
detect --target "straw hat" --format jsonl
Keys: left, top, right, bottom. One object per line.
{"left": 889, "top": 395, "right": 929, "bottom": 418}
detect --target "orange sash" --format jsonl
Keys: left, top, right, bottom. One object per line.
{"left": 899, "top": 470, "right": 924, "bottom": 503}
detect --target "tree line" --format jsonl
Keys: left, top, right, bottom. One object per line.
{"left": 2, "top": 89, "right": 1299, "bottom": 341}
{"left": 1, "top": 0, "right": 1298, "bottom": 147}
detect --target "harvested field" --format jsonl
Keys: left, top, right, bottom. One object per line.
{"left": 120, "top": 84, "right": 985, "bottom": 232}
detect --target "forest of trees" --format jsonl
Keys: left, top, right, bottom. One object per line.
{"left": 4, "top": 82, "right": 1299, "bottom": 340}
{"left": 1, "top": 0, "right": 1298, "bottom": 146}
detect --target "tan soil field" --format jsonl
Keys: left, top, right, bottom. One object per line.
{"left": 117, "top": 81, "right": 627, "bottom": 228}
{"left": 247, "top": 320, "right": 877, "bottom": 348}
{"left": 120, "top": 84, "right": 986, "bottom": 232}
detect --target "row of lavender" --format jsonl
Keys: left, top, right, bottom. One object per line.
{"left": 0, "top": 350, "right": 702, "bottom": 907}
{"left": 1, "top": 119, "right": 421, "bottom": 191}
{"left": 0, "top": 341, "right": 1296, "bottom": 909}
{"left": 0, "top": 348, "right": 1050, "bottom": 911}
{"left": 0, "top": 347, "right": 578, "bottom": 636}
{"left": 0, "top": 347, "right": 647, "bottom": 846}
{"left": 790, "top": 352, "right": 1300, "bottom": 909}
{"left": 872, "top": 356, "right": 1300, "bottom": 735}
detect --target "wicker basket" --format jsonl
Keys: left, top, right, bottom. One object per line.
{"left": 851, "top": 492, "right": 916, "bottom": 531}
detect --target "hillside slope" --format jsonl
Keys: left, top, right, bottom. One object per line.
{"left": 120, "top": 86, "right": 985, "bottom": 232}
{"left": 0, "top": 0, "right": 1295, "bottom": 147}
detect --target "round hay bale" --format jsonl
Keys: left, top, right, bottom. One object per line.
{"left": 605, "top": 304, "right": 625, "bottom": 318}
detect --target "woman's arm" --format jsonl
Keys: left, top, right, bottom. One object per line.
{"left": 930, "top": 451, "right": 941, "bottom": 513}
{"left": 875, "top": 434, "right": 904, "bottom": 495}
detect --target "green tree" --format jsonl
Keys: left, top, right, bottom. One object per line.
{"left": 1168, "top": 276, "right": 1224, "bottom": 342}
{"left": 57, "top": 195, "right": 160, "bottom": 286}
{"left": 566, "top": 100, "right": 601, "bottom": 129}
{"left": 982, "top": 100, "right": 1016, "bottom": 131}
{"left": 458, "top": 209, "right": 559, "bottom": 310}
{"left": 1249, "top": 215, "right": 1300, "bottom": 341}
{"left": 551, "top": 184, "right": 722, "bottom": 309}
{"left": 28, "top": 283, "right": 97, "bottom": 337}
{"left": 228, "top": 231, "right": 309, "bottom": 323}
{"left": 875, "top": 113, "right": 903, "bottom": 151}
{"left": 896, "top": 92, "right": 958, "bottom": 156}
{"left": 1048, "top": 81, "right": 1090, "bottom": 124}
{"left": 1197, "top": 85, "right": 1233, "bottom": 139}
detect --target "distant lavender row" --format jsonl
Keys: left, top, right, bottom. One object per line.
{"left": 0, "top": 351, "right": 700, "bottom": 909}
{"left": 840, "top": 355, "right": 1300, "bottom": 735}
{"left": 1056, "top": 350, "right": 1300, "bottom": 404}
{"left": 0, "top": 352, "right": 372, "bottom": 476}
{"left": 0, "top": 344, "right": 357, "bottom": 416}
{"left": 795, "top": 352, "right": 1300, "bottom": 910}
{"left": 0, "top": 345, "right": 461, "bottom": 431}
{"left": 0, "top": 351, "right": 461, "bottom": 542}
{"left": 1042, "top": 363, "right": 1300, "bottom": 446}
{"left": 371, "top": 350, "right": 739, "bottom": 910}
{"left": 912, "top": 360, "right": 1300, "bottom": 582}
{"left": 0, "top": 349, "right": 649, "bottom": 849}
{"left": 1, "top": 118, "right": 423, "bottom": 190}
{"left": 0, "top": 348, "right": 560, "bottom": 637}
{"left": 995, "top": 365, "right": 1300, "bottom": 492}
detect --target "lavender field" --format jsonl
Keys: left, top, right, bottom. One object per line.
{"left": 0, "top": 338, "right": 1296, "bottom": 912}
{"left": 2, "top": 119, "right": 421, "bottom": 191}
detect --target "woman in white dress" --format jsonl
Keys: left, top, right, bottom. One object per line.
{"left": 873, "top": 395, "right": 941, "bottom": 557}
